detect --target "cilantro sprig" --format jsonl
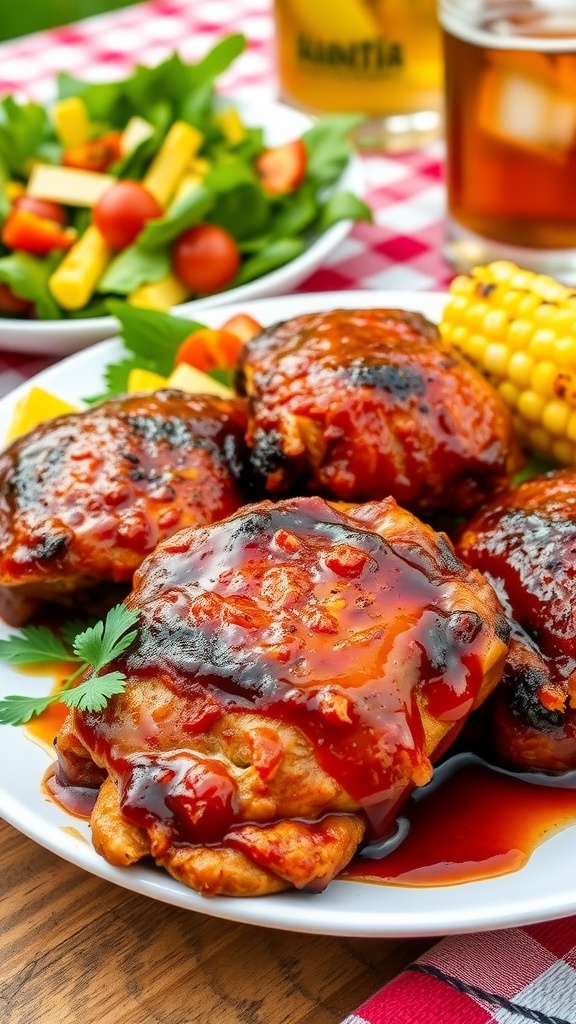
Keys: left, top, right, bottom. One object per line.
{"left": 0, "top": 604, "right": 139, "bottom": 726}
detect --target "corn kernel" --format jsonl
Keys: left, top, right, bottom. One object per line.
{"left": 484, "top": 342, "right": 510, "bottom": 376}
{"left": 498, "top": 380, "right": 520, "bottom": 408}
{"left": 554, "top": 336, "right": 576, "bottom": 366}
{"left": 551, "top": 438, "right": 575, "bottom": 464}
{"left": 461, "top": 333, "right": 488, "bottom": 363}
{"left": 552, "top": 308, "right": 576, "bottom": 333}
{"left": 528, "top": 329, "right": 556, "bottom": 359}
{"left": 484, "top": 309, "right": 508, "bottom": 338}
{"left": 465, "top": 301, "right": 490, "bottom": 327}
{"left": 507, "top": 319, "right": 534, "bottom": 349}
{"left": 531, "top": 275, "right": 567, "bottom": 303}
{"left": 510, "top": 269, "right": 536, "bottom": 290}
{"left": 517, "top": 294, "right": 542, "bottom": 317}
{"left": 531, "top": 361, "right": 558, "bottom": 397}
{"left": 489, "top": 260, "right": 519, "bottom": 282}
{"left": 542, "top": 398, "right": 571, "bottom": 436}
{"left": 517, "top": 389, "right": 546, "bottom": 422}
{"left": 450, "top": 275, "right": 476, "bottom": 296}
{"left": 508, "top": 352, "right": 534, "bottom": 387}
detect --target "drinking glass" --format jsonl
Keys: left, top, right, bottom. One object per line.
{"left": 440, "top": 0, "right": 576, "bottom": 280}
{"left": 273, "top": 0, "right": 443, "bottom": 151}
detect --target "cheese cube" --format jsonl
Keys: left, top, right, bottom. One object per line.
{"left": 28, "top": 165, "right": 115, "bottom": 207}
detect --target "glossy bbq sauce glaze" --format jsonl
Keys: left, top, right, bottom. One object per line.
{"left": 31, "top": 496, "right": 576, "bottom": 886}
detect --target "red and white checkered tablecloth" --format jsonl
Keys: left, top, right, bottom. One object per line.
{"left": 0, "top": 0, "right": 452, "bottom": 397}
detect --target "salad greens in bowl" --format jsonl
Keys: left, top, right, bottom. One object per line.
{"left": 0, "top": 35, "right": 369, "bottom": 355}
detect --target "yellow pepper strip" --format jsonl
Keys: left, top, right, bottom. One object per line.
{"left": 52, "top": 97, "right": 91, "bottom": 148}
{"left": 142, "top": 122, "right": 204, "bottom": 206}
{"left": 48, "top": 225, "right": 112, "bottom": 311}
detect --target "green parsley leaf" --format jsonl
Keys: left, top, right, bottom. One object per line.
{"left": 0, "top": 692, "right": 61, "bottom": 725}
{"left": 0, "top": 605, "right": 140, "bottom": 726}
{"left": 60, "top": 671, "right": 127, "bottom": 713}
{"left": 73, "top": 604, "right": 139, "bottom": 672}
{"left": 0, "top": 625, "right": 77, "bottom": 665}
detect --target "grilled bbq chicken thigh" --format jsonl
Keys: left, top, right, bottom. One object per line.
{"left": 0, "top": 390, "right": 248, "bottom": 625}
{"left": 56, "top": 495, "right": 509, "bottom": 897}
{"left": 237, "top": 308, "right": 521, "bottom": 516}
{"left": 456, "top": 469, "right": 576, "bottom": 772}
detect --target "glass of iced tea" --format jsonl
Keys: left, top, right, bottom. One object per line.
{"left": 273, "top": 0, "right": 443, "bottom": 151}
{"left": 441, "top": 1, "right": 576, "bottom": 280}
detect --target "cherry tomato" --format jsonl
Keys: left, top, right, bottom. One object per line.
{"left": 13, "top": 196, "right": 66, "bottom": 226}
{"left": 172, "top": 224, "right": 240, "bottom": 294}
{"left": 0, "top": 283, "right": 33, "bottom": 316}
{"left": 175, "top": 328, "right": 243, "bottom": 374}
{"left": 63, "top": 131, "right": 123, "bottom": 173}
{"left": 92, "top": 181, "right": 163, "bottom": 250}
{"left": 255, "top": 139, "right": 307, "bottom": 195}
{"left": 219, "top": 313, "right": 262, "bottom": 344}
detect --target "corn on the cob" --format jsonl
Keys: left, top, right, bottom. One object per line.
{"left": 440, "top": 260, "right": 576, "bottom": 465}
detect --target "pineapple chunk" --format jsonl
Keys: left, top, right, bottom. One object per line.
{"left": 128, "top": 274, "right": 190, "bottom": 310}
{"left": 6, "top": 387, "right": 79, "bottom": 443}
{"left": 127, "top": 368, "right": 169, "bottom": 393}
{"left": 166, "top": 363, "right": 234, "bottom": 399}
{"left": 28, "top": 165, "right": 115, "bottom": 207}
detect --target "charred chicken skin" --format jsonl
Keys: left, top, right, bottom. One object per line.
{"left": 455, "top": 469, "right": 576, "bottom": 772}
{"left": 237, "top": 308, "right": 521, "bottom": 516}
{"left": 56, "top": 495, "right": 509, "bottom": 897}
{"left": 0, "top": 390, "right": 248, "bottom": 625}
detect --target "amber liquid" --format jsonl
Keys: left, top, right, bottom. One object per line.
{"left": 444, "top": 6, "right": 576, "bottom": 260}
{"left": 274, "top": 0, "right": 442, "bottom": 148}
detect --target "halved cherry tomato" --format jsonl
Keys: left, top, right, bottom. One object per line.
{"left": 255, "top": 139, "right": 307, "bottom": 195}
{"left": 92, "top": 181, "right": 163, "bottom": 251}
{"left": 219, "top": 313, "right": 262, "bottom": 344}
{"left": 0, "top": 283, "right": 33, "bottom": 316}
{"left": 172, "top": 224, "right": 240, "bottom": 294}
{"left": 13, "top": 196, "right": 66, "bottom": 226}
{"left": 1, "top": 209, "right": 75, "bottom": 255}
{"left": 175, "top": 328, "right": 243, "bottom": 374}
{"left": 63, "top": 131, "right": 123, "bottom": 173}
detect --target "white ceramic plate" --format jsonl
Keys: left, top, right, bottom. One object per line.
{"left": 0, "top": 102, "right": 361, "bottom": 356}
{"left": 3, "top": 289, "right": 576, "bottom": 938}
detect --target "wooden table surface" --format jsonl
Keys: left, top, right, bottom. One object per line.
{"left": 0, "top": 817, "right": 430, "bottom": 1024}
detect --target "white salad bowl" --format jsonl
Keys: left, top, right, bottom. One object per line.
{"left": 0, "top": 101, "right": 362, "bottom": 357}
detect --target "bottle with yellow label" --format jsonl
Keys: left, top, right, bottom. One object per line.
{"left": 273, "top": 0, "right": 443, "bottom": 150}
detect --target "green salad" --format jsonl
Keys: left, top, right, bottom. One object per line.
{"left": 0, "top": 35, "right": 370, "bottom": 321}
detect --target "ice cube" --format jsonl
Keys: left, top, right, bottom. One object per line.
{"left": 478, "top": 66, "right": 576, "bottom": 157}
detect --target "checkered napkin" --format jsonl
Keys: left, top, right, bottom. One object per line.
{"left": 343, "top": 919, "right": 576, "bottom": 1024}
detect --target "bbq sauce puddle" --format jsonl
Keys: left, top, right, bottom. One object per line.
{"left": 28, "top": 669, "right": 576, "bottom": 887}
{"left": 342, "top": 753, "right": 576, "bottom": 887}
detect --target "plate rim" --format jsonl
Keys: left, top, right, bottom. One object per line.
{"left": 3, "top": 286, "right": 576, "bottom": 939}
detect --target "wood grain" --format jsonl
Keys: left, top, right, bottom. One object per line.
{"left": 0, "top": 818, "right": 430, "bottom": 1024}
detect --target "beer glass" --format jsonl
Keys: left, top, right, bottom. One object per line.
{"left": 440, "top": 1, "right": 576, "bottom": 279}
{"left": 273, "top": 0, "right": 443, "bottom": 151}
